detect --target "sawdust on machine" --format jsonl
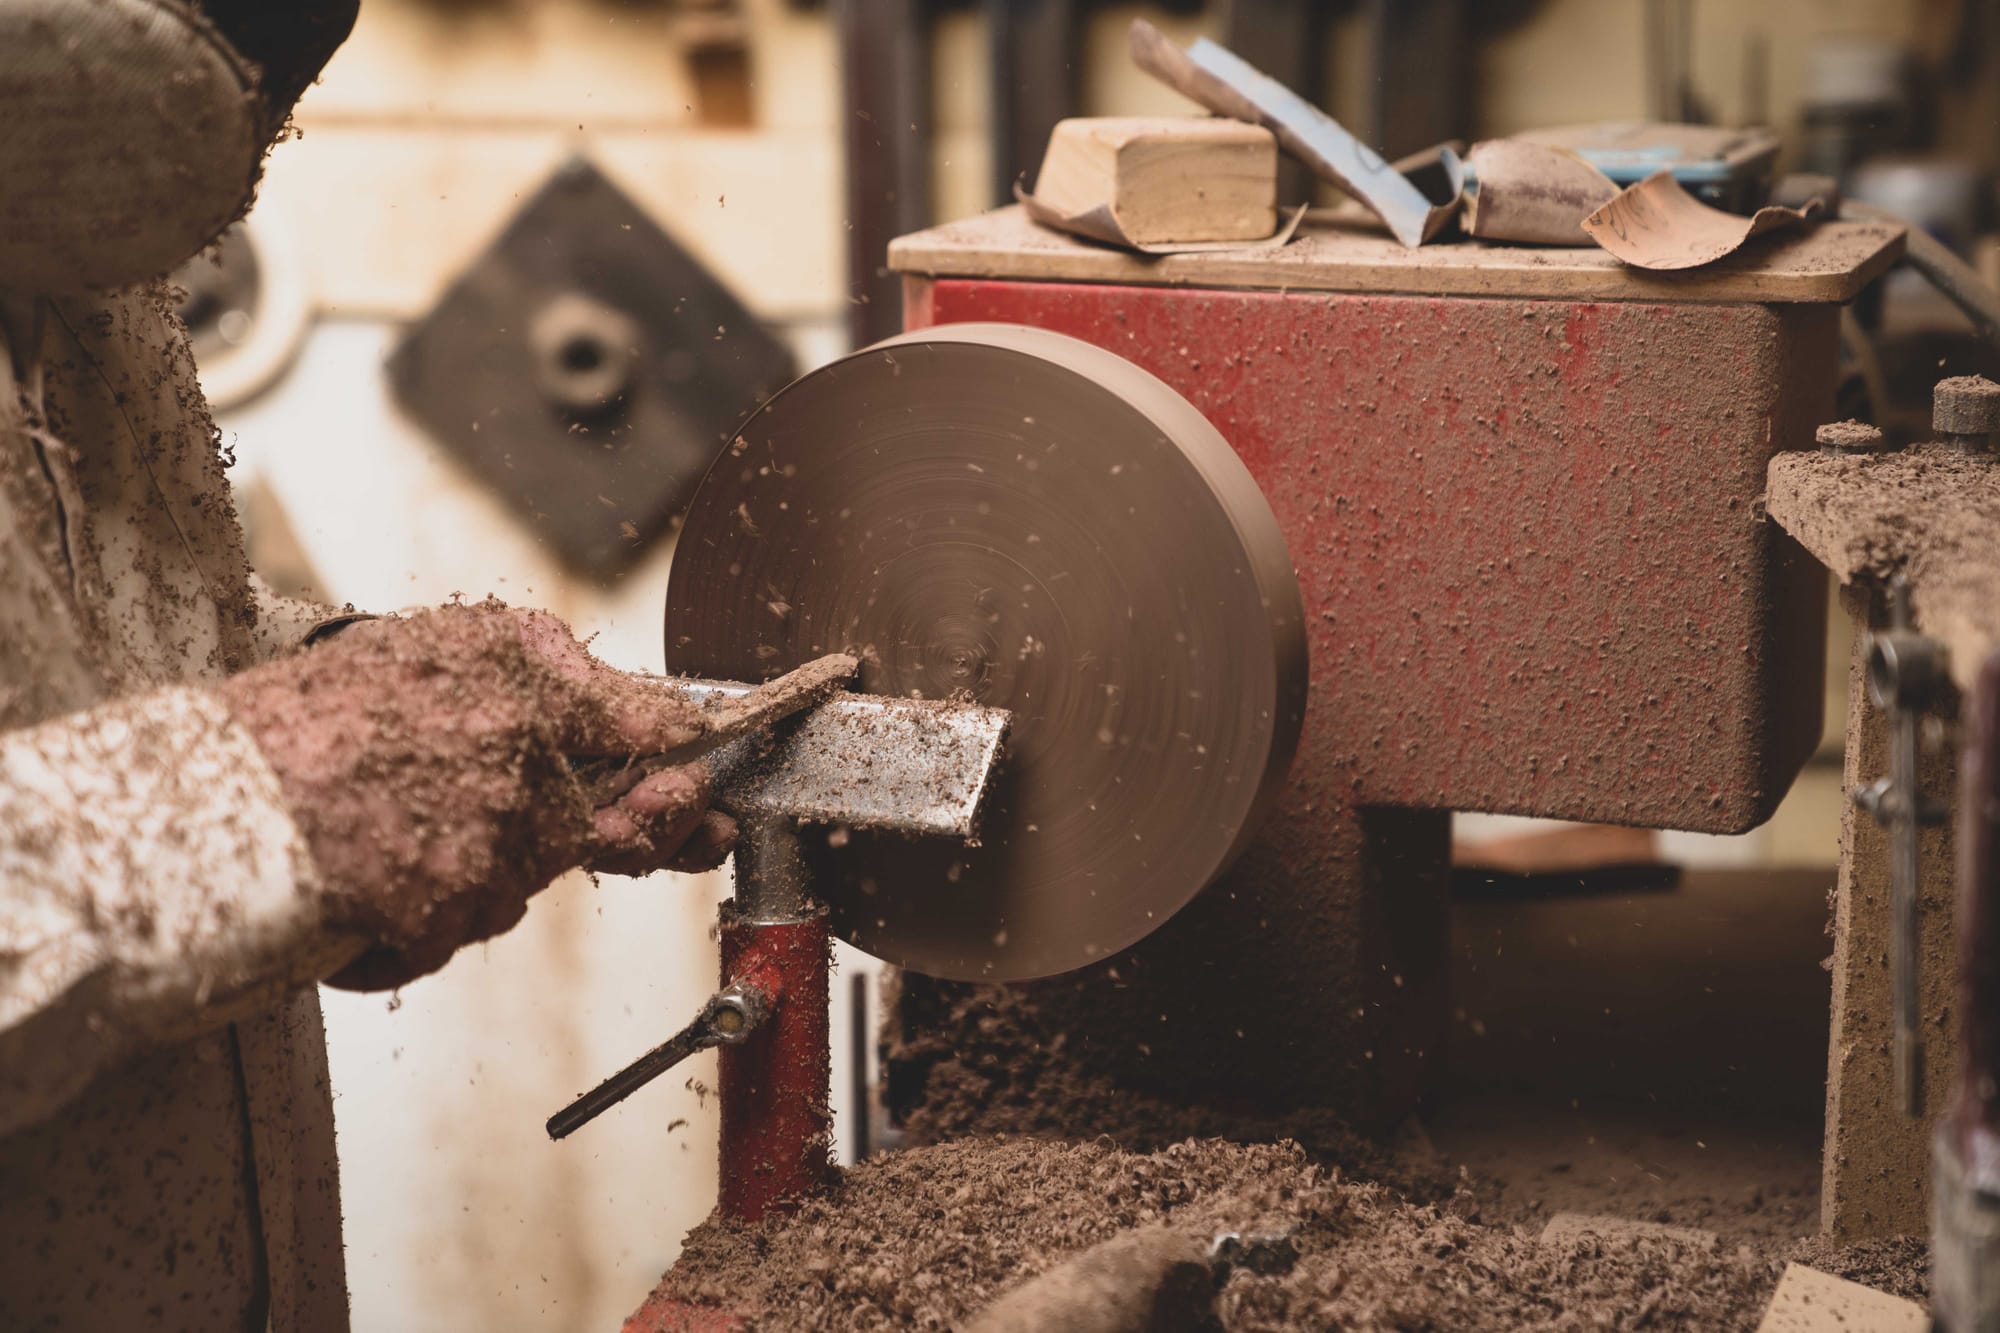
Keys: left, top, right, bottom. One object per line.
{"left": 657, "top": 1134, "right": 1791, "bottom": 1332}
{"left": 848, "top": 974, "right": 1928, "bottom": 1329}
{"left": 1767, "top": 442, "right": 2000, "bottom": 692}
{"left": 1785, "top": 1234, "right": 1931, "bottom": 1305}
{"left": 654, "top": 1073, "right": 1928, "bottom": 1333}
{"left": 883, "top": 976, "right": 1459, "bottom": 1204}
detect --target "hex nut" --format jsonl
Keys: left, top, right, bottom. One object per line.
{"left": 1816, "top": 419, "right": 1888, "bottom": 455}
{"left": 529, "top": 292, "right": 642, "bottom": 417}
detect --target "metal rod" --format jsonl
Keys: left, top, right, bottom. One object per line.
{"left": 1934, "top": 650, "right": 2000, "bottom": 1332}
{"left": 545, "top": 984, "right": 766, "bottom": 1141}
{"left": 732, "top": 817, "right": 813, "bottom": 924}
{"left": 1891, "top": 686, "right": 1926, "bottom": 1118}
{"left": 547, "top": 1030, "right": 710, "bottom": 1142}
{"left": 1860, "top": 578, "right": 1947, "bottom": 1119}
{"left": 849, "top": 968, "right": 871, "bottom": 1163}
{"left": 1842, "top": 200, "right": 2000, "bottom": 361}
{"left": 1959, "top": 651, "right": 2000, "bottom": 1157}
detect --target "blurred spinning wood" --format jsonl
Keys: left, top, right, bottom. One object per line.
{"left": 664, "top": 323, "right": 1306, "bottom": 980}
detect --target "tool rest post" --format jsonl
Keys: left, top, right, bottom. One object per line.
{"left": 731, "top": 815, "right": 814, "bottom": 924}
{"left": 717, "top": 817, "right": 832, "bottom": 1219}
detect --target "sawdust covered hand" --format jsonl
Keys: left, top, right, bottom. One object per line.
{"left": 217, "top": 599, "right": 736, "bottom": 991}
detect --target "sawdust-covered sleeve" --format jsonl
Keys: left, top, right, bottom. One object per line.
{"left": 246, "top": 573, "right": 380, "bottom": 662}
{"left": 0, "top": 685, "right": 352, "bottom": 1136}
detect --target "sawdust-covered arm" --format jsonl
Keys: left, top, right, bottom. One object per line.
{"left": 247, "top": 574, "right": 381, "bottom": 662}
{"left": 0, "top": 685, "right": 350, "bottom": 1137}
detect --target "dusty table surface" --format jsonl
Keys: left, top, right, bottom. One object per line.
{"left": 1768, "top": 445, "right": 2000, "bottom": 690}
{"left": 891, "top": 204, "right": 1906, "bottom": 305}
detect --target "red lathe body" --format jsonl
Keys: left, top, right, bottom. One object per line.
{"left": 890, "top": 207, "right": 1904, "bottom": 1120}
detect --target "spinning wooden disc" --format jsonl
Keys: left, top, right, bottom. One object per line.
{"left": 664, "top": 323, "right": 1305, "bottom": 980}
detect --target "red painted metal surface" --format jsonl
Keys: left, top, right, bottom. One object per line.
{"left": 619, "top": 913, "right": 831, "bottom": 1329}
{"left": 906, "top": 276, "right": 1830, "bottom": 834}
{"left": 717, "top": 909, "right": 832, "bottom": 1222}
{"left": 621, "top": 1296, "right": 744, "bottom": 1333}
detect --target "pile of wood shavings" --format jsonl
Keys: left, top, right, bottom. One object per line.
{"left": 656, "top": 1136, "right": 1782, "bottom": 1331}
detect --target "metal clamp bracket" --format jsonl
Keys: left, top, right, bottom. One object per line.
{"left": 1853, "top": 577, "right": 1952, "bottom": 1119}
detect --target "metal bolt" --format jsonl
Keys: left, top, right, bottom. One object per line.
{"left": 529, "top": 292, "right": 642, "bottom": 418}
{"left": 706, "top": 984, "right": 767, "bottom": 1045}
{"left": 1816, "top": 419, "right": 1888, "bottom": 456}
{"left": 1933, "top": 374, "right": 2000, "bottom": 455}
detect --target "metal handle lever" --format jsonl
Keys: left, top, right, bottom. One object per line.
{"left": 546, "top": 982, "right": 768, "bottom": 1141}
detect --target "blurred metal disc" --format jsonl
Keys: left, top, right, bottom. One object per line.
{"left": 664, "top": 323, "right": 1305, "bottom": 981}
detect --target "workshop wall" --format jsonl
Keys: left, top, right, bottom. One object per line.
{"left": 259, "top": 1, "right": 844, "bottom": 325}
{"left": 930, "top": 1, "right": 1968, "bottom": 214}
{"left": 1473, "top": 0, "right": 1954, "bottom": 150}
{"left": 202, "top": 1, "right": 1945, "bottom": 1330}
{"left": 226, "top": 5, "right": 849, "bottom": 1332}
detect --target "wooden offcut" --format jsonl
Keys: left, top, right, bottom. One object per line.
{"left": 1755, "top": 1263, "right": 1927, "bottom": 1331}
{"left": 1030, "top": 117, "right": 1276, "bottom": 244}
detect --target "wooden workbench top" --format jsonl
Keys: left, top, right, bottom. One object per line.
{"left": 890, "top": 205, "right": 1906, "bottom": 305}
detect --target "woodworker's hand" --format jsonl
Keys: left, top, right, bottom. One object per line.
{"left": 216, "top": 600, "right": 736, "bottom": 990}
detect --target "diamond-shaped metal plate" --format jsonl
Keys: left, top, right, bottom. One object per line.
{"left": 388, "top": 158, "right": 795, "bottom": 576}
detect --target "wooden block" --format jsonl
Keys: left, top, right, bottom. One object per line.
{"left": 1030, "top": 116, "right": 1276, "bottom": 244}
{"left": 1755, "top": 1263, "right": 1927, "bottom": 1332}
